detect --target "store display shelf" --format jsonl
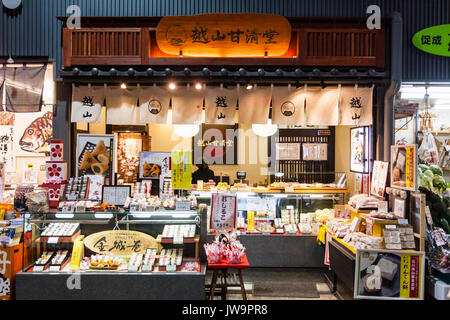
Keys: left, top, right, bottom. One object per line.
{"left": 118, "top": 219, "right": 199, "bottom": 225}
{"left": 38, "top": 231, "right": 82, "bottom": 244}
{"left": 29, "top": 218, "right": 111, "bottom": 224}
{"left": 157, "top": 234, "right": 199, "bottom": 244}
{"left": 418, "top": 130, "right": 450, "bottom": 135}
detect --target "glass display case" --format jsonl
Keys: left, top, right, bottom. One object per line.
{"left": 15, "top": 209, "right": 207, "bottom": 300}
{"left": 193, "top": 191, "right": 346, "bottom": 235}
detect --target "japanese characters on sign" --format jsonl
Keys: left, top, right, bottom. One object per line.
{"left": 210, "top": 192, "right": 237, "bottom": 231}
{"left": 84, "top": 230, "right": 160, "bottom": 255}
{"left": 412, "top": 24, "right": 450, "bottom": 57}
{"left": 156, "top": 13, "right": 292, "bottom": 57}
{"left": 354, "top": 249, "right": 424, "bottom": 300}
{"left": 171, "top": 151, "right": 192, "bottom": 190}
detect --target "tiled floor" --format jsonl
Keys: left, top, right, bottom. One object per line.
{"left": 206, "top": 268, "right": 339, "bottom": 300}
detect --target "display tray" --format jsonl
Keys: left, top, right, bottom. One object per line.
{"left": 157, "top": 234, "right": 198, "bottom": 244}
{"left": 359, "top": 213, "right": 398, "bottom": 224}
{"left": 39, "top": 231, "right": 82, "bottom": 243}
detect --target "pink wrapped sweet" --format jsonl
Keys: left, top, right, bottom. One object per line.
{"left": 204, "top": 243, "right": 222, "bottom": 264}
{"left": 224, "top": 246, "right": 245, "bottom": 264}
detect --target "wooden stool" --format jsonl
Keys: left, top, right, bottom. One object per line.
{"left": 207, "top": 254, "right": 249, "bottom": 300}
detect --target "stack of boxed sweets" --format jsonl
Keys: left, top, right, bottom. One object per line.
{"left": 284, "top": 224, "right": 298, "bottom": 234}
{"left": 42, "top": 140, "right": 68, "bottom": 208}
{"left": 127, "top": 253, "right": 144, "bottom": 272}
{"left": 58, "top": 200, "right": 98, "bottom": 211}
{"left": 158, "top": 248, "right": 183, "bottom": 268}
{"left": 384, "top": 225, "right": 415, "bottom": 249}
{"left": 41, "top": 223, "right": 80, "bottom": 237}
{"left": 281, "top": 208, "right": 299, "bottom": 225}
{"left": 162, "top": 224, "right": 196, "bottom": 239}
{"left": 65, "top": 177, "right": 89, "bottom": 200}
{"left": 50, "top": 250, "right": 69, "bottom": 269}
{"left": 342, "top": 232, "right": 383, "bottom": 250}
{"left": 298, "top": 214, "right": 313, "bottom": 234}
{"left": 348, "top": 194, "right": 381, "bottom": 209}
{"left": 142, "top": 248, "right": 158, "bottom": 272}
{"left": 274, "top": 218, "right": 283, "bottom": 229}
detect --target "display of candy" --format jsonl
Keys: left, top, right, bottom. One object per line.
{"left": 348, "top": 194, "right": 381, "bottom": 209}
{"left": 88, "top": 253, "right": 123, "bottom": 269}
{"left": 180, "top": 261, "right": 200, "bottom": 272}
{"left": 35, "top": 251, "right": 55, "bottom": 266}
{"left": 281, "top": 208, "right": 299, "bottom": 225}
{"left": 224, "top": 243, "right": 245, "bottom": 264}
{"left": 204, "top": 243, "right": 222, "bottom": 264}
{"left": 142, "top": 248, "right": 157, "bottom": 272}
{"left": 41, "top": 223, "right": 80, "bottom": 237}
{"left": 314, "top": 209, "right": 335, "bottom": 223}
{"left": 25, "top": 189, "right": 49, "bottom": 213}
{"left": 51, "top": 250, "right": 69, "bottom": 266}
{"left": 158, "top": 248, "right": 183, "bottom": 267}
{"left": 128, "top": 253, "right": 143, "bottom": 272}
{"left": 274, "top": 218, "right": 283, "bottom": 229}
{"left": 162, "top": 224, "right": 196, "bottom": 239}
{"left": 284, "top": 224, "right": 298, "bottom": 234}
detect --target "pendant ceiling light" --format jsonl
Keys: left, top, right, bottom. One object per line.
{"left": 252, "top": 118, "right": 278, "bottom": 137}
{"left": 173, "top": 124, "right": 200, "bottom": 138}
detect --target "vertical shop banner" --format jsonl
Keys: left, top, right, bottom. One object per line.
{"left": 340, "top": 86, "right": 374, "bottom": 126}
{"left": 354, "top": 249, "right": 424, "bottom": 300}
{"left": 371, "top": 161, "right": 389, "bottom": 197}
{"left": 350, "top": 126, "right": 370, "bottom": 173}
{"left": 171, "top": 87, "right": 204, "bottom": 124}
{"left": 106, "top": 87, "right": 139, "bottom": 125}
{"left": 237, "top": 86, "right": 272, "bottom": 124}
{"left": 0, "top": 127, "right": 14, "bottom": 172}
{"left": 71, "top": 86, "right": 104, "bottom": 123}
{"left": 210, "top": 192, "right": 237, "bottom": 231}
{"left": 139, "top": 152, "right": 171, "bottom": 196}
{"left": 204, "top": 87, "right": 238, "bottom": 125}
{"left": 272, "top": 86, "right": 305, "bottom": 125}
{"left": 171, "top": 151, "right": 192, "bottom": 190}
{"left": 391, "top": 145, "right": 417, "bottom": 191}
{"left": 305, "top": 86, "right": 340, "bottom": 126}
{"left": 139, "top": 85, "right": 171, "bottom": 124}
{"left": 4, "top": 66, "right": 46, "bottom": 113}
{"left": 0, "top": 248, "right": 11, "bottom": 299}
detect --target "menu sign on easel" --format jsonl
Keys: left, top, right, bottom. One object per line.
{"left": 210, "top": 193, "right": 237, "bottom": 230}
{"left": 101, "top": 186, "right": 131, "bottom": 206}
{"left": 371, "top": 161, "right": 389, "bottom": 198}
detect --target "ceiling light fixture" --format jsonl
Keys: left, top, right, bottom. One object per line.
{"left": 246, "top": 83, "right": 254, "bottom": 90}
{"left": 173, "top": 124, "right": 200, "bottom": 138}
{"left": 252, "top": 118, "right": 278, "bottom": 137}
{"left": 195, "top": 82, "right": 203, "bottom": 90}
{"left": 120, "top": 82, "right": 127, "bottom": 89}
{"left": 168, "top": 82, "right": 176, "bottom": 90}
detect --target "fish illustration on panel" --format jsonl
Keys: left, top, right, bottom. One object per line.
{"left": 19, "top": 111, "right": 53, "bottom": 154}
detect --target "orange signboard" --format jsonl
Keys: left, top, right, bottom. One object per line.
{"left": 156, "top": 13, "right": 292, "bottom": 57}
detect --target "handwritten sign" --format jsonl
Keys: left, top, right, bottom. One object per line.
{"left": 101, "top": 185, "right": 131, "bottom": 206}
{"left": 210, "top": 193, "right": 237, "bottom": 230}
{"left": 412, "top": 24, "right": 450, "bottom": 57}
{"left": 84, "top": 230, "right": 161, "bottom": 255}
{"left": 156, "top": 13, "right": 292, "bottom": 57}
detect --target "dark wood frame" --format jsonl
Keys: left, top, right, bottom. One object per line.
{"left": 60, "top": 17, "right": 385, "bottom": 68}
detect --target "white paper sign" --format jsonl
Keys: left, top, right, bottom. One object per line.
{"left": 175, "top": 201, "right": 190, "bottom": 211}
{"left": 210, "top": 193, "right": 237, "bottom": 230}
{"left": 371, "top": 161, "right": 389, "bottom": 198}
{"left": 47, "top": 237, "right": 59, "bottom": 244}
{"left": 173, "top": 236, "right": 184, "bottom": 245}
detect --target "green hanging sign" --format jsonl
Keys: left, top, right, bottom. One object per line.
{"left": 412, "top": 24, "right": 450, "bottom": 57}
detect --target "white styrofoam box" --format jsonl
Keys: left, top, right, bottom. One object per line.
{"left": 426, "top": 276, "right": 450, "bottom": 300}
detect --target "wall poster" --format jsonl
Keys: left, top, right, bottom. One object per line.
{"left": 350, "top": 126, "right": 370, "bottom": 173}
{"left": 354, "top": 249, "right": 425, "bottom": 300}
{"left": 193, "top": 124, "right": 238, "bottom": 165}
{"left": 76, "top": 134, "right": 115, "bottom": 185}
{"left": 391, "top": 145, "right": 417, "bottom": 191}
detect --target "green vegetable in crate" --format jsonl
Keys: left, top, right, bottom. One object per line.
{"left": 424, "top": 170, "right": 435, "bottom": 179}
{"left": 418, "top": 164, "right": 429, "bottom": 172}
{"left": 429, "top": 164, "right": 443, "bottom": 176}
{"left": 439, "top": 218, "right": 450, "bottom": 234}
{"left": 433, "top": 175, "right": 446, "bottom": 187}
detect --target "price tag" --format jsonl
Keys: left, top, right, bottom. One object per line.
{"left": 33, "top": 266, "right": 45, "bottom": 272}
{"left": 47, "top": 237, "right": 59, "bottom": 244}
{"left": 166, "top": 264, "right": 176, "bottom": 272}
{"left": 385, "top": 225, "right": 397, "bottom": 230}
{"left": 398, "top": 219, "right": 408, "bottom": 225}
{"left": 276, "top": 228, "right": 284, "bottom": 234}
{"left": 286, "top": 205, "right": 294, "bottom": 210}
{"left": 285, "top": 186, "right": 294, "bottom": 193}
{"left": 173, "top": 236, "right": 184, "bottom": 245}
{"left": 49, "top": 266, "right": 61, "bottom": 272}
{"left": 176, "top": 201, "right": 191, "bottom": 211}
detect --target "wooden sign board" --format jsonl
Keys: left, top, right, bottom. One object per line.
{"left": 156, "top": 13, "right": 292, "bottom": 57}
{"left": 84, "top": 230, "right": 161, "bottom": 255}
